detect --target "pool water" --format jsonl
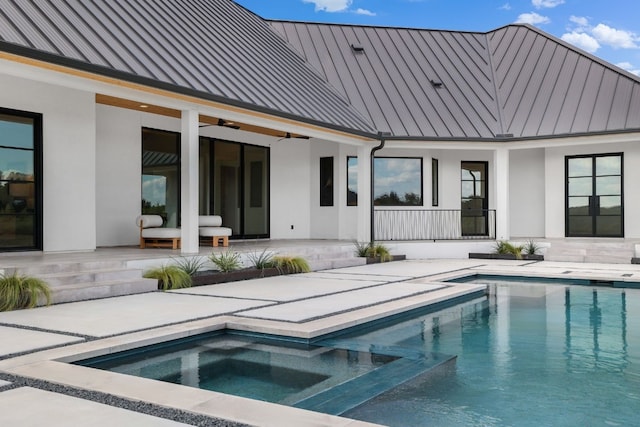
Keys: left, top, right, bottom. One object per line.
{"left": 77, "top": 333, "right": 449, "bottom": 411}
{"left": 324, "top": 282, "right": 640, "bottom": 426}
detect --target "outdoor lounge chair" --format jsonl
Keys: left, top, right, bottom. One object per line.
{"left": 199, "top": 215, "right": 232, "bottom": 247}
{"left": 136, "top": 215, "right": 181, "bottom": 249}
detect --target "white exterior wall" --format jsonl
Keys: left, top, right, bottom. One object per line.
{"left": 509, "top": 148, "right": 545, "bottom": 238}
{"left": 0, "top": 73, "right": 96, "bottom": 252}
{"left": 309, "top": 140, "right": 340, "bottom": 239}
{"left": 545, "top": 141, "right": 640, "bottom": 238}
{"left": 270, "top": 139, "right": 312, "bottom": 239}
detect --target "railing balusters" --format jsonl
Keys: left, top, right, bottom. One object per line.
{"left": 374, "top": 209, "right": 496, "bottom": 240}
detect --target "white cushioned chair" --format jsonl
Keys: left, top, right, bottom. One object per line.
{"left": 136, "top": 215, "right": 181, "bottom": 249}
{"left": 199, "top": 215, "right": 232, "bottom": 247}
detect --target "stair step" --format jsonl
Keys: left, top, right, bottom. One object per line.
{"left": 10, "top": 260, "right": 125, "bottom": 275}
{"left": 41, "top": 268, "right": 146, "bottom": 287}
{"left": 48, "top": 278, "right": 158, "bottom": 305}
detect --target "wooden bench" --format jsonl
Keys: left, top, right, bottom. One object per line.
{"left": 136, "top": 215, "right": 181, "bottom": 249}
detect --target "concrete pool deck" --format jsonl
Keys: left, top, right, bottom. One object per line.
{"left": 0, "top": 258, "right": 639, "bottom": 426}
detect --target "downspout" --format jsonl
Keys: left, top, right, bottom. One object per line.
{"left": 370, "top": 131, "right": 390, "bottom": 246}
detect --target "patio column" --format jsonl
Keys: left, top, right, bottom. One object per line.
{"left": 356, "top": 144, "right": 371, "bottom": 243}
{"left": 494, "top": 147, "right": 510, "bottom": 241}
{"left": 180, "top": 109, "right": 199, "bottom": 254}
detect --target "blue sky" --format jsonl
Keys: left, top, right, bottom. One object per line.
{"left": 235, "top": 0, "right": 640, "bottom": 75}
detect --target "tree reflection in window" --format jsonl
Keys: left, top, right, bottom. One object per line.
{"left": 374, "top": 157, "right": 423, "bottom": 206}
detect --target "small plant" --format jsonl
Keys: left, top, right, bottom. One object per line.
{"left": 523, "top": 239, "right": 541, "bottom": 255}
{"left": 172, "top": 256, "right": 207, "bottom": 276}
{"left": 354, "top": 241, "right": 393, "bottom": 262}
{"left": 144, "top": 265, "right": 192, "bottom": 290}
{"left": 246, "top": 248, "right": 275, "bottom": 270}
{"left": 271, "top": 255, "right": 311, "bottom": 274}
{"left": 0, "top": 272, "right": 51, "bottom": 311}
{"left": 354, "top": 241, "right": 371, "bottom": 257}
{"left": 209, "top": 250, "right": 242, "bottom": 273}
{"left": 493, "top": 240, "right": 524, "bottom": 259}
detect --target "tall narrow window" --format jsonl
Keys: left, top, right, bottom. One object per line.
{"left": 0, "top": 108, "right": 42, "bottom": 251}
{"left": 141, "top": 128, "right": 180, "bottom": 228}
{"left": 320, "top": 157, "right": 334, "bottom": 206}
{"left": 432, "top": 158, "right": 439, "bottom": 206}
{"left": 347, "top": 156, "right": 357, "bottom": 206}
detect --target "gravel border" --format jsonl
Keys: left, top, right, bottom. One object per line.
{"left": 0, "top": 373, "right": 250, "bottom": 427}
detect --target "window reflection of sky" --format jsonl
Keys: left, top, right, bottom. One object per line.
{"left": 373, "top": 157, "right": 422, "bottom": 199}
{"left": 142, "top": 175, "right": 166, "bottom": 206}
{"left": 347, "top": 157, "right": 357, "bottom": 193}
{"left": 0, "top": 118, "right": 34, "bottom": 180}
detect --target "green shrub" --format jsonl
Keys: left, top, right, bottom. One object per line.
{"left": 209, "top": 251, "right": 242, "bottom": 273}
{"left": 144, "top": 265, "right": 192, "bottom": 290}
{"left": 246, "top": 248, "right": 275, "bottom": 270}
{"left": 354, "top": 241, "right": 393, "bottom": 262}
{"left": 354, "top": 241, "right": 371, "bottom": 257}
{"left": 523, "top": 239, "right": 541, "bottom": 255}
{"left": 271, "top": 255, "right": 311, "bottom": 274}
{"left": 493, "top": 240, "right": 524, "bottom": 259}
{"left": 0, "top": 272, "right": 51, "bottom": 311}
{"left": 172, "top": 256, "right": 207, "bottom": 276}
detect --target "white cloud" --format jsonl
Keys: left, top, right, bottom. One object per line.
{"left": 354, "top": 8, "right": 376, "bottom": 16}
{"left": 561, "top": 31, "right": 600, "bottom": 53}
{"left": 499, "top": 3, "right": 511, "bottom": 11}
{"left": 532, "top": 0, "right": 564, "bottom": 9}
{"left": 592, "top": 24, "right": 639, "bottom": 49}
{"left": 616, "top": 62, "right": 640, "bottom": 76}
{"left": 516, "top": 12, "right": 550, "bottom": 25}
{"left": 302, "top": 0, "right": 351, "bottom": 13}
{"left": 569, "top": 15, "right": 589, "bottom": 28}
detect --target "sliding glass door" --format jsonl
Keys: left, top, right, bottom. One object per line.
{"left": 200, "top": 138, "right": 269, "bottom": 238}
{"left": 0, "top": 108, "right": 41, "bottom": 251}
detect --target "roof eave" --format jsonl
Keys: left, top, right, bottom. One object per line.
{"left": 0, "top": 42, "right": 379, "bottom": 140}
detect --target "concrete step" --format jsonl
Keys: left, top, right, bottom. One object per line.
{"left": 9, "top": 260, "right": 126, "bottom": 276}
{"left": 544, "top": 241, "right": 635, "bottom": 264}
{"left": 308, "top": 257, "right": 367, "bottom": 271}
{"left": 39, "top": 268, "right": 146, "bottom": 288}
{"left": 48, "top": 278, "right": 158, "bottom": 305}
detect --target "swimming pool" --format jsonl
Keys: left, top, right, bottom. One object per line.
{"left": 325, "top": 282, "right": 640, "bottom": 426}
{"left": 77, "top": 280, "right": 640, "bottom": 426}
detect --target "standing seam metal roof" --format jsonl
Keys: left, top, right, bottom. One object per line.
{"left": 0, "top": 0, "right": 377, "bottom": 136}
{"left": 270, "top": 20, "right": 640, "bottom": 140}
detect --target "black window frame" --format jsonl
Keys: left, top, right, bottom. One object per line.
{"left": 320, "top": 156, "right": 334, "bottom": 207}
{"left": 373, "top": 156, "right": 423, "bottom": 207}
{"left": 347, "top": 155, "right": 357, "bottom": 206}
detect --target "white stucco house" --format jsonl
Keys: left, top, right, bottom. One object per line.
{"left": 1, "top": 0, "right": 639, "bottom": 258}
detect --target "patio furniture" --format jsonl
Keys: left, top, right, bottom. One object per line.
{"left": 136, "top": 215, "right": 181, "bottom": 249}
{"left": 199, "top": 215, "right": 232, "bottom": 247}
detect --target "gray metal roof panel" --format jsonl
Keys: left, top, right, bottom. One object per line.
{"left": 489, "top": 24, "right": 640, "bottom": 138}
{"left": 270, "top": 21, "right": 502, "bottom": 139}
{"left": 273, "top": 21, "right": 640, "bottom": 139}
{"left": 0, "top": 0, "right": 376, "bottom": 135}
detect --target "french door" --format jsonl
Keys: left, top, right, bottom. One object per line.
{"left": 566, "top": 154, "right": 623, "bottom": 237}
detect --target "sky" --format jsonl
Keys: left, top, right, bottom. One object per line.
{"left": 235, "top": 0, "right": 640, "bottom": 76}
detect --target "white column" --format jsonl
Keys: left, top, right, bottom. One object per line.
{"left": 494, "top": 147, "right": 510, "bottom": 241}
{"left": 356, "top": 144, "right": 371, "bottom": 243}
{"left": 180, "top": 109, "right": 199, "bottom": 254}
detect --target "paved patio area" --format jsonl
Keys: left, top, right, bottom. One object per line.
{"left": 0, "top": 258, "right": 639, "bottom": 426}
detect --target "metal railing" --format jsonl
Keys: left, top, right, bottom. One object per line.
{"left": 374, "top": 209, "right": 496, "bottom": 241}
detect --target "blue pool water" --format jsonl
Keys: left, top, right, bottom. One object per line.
{"left": 327, "top": 281, "right": 640, "bottom": 426}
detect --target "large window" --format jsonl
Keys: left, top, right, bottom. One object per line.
{"left": 0, "top": 108, "right": 42, "bottom": 250}
{"left": 141, "top": 128, "right": 180, "bottom": 228}
{"left": 374, "top": 157, "right": 423, "bottom": 206}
